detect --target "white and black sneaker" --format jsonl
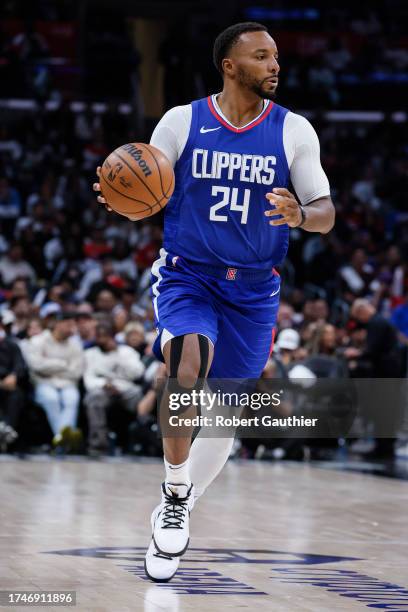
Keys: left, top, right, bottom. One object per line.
{"left": 144, "top": 539, "right": 179, "bottom": 583}
{"left": 153, "top": 482, "right": 194, "bottom": 556}
{"left": 145, "top": 505, "right": 180, "bottom": 582}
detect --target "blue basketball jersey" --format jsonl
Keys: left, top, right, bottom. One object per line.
{"left": 163, "top": 95, "right": 290, "bottom": 270}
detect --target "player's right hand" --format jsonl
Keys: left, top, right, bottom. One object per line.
{"left": 93, "top": 166, "right": 113, "bottom": 212}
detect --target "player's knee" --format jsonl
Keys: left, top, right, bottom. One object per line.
{"left": 167, "top": 334, "right": 210, "bottom": 392}
{"left": 176, "top": 362, "right": 201, "bottom": 390}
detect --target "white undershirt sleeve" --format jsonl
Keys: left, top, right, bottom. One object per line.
{"left": 283, "top": 112, "right": 331, "bottom": 205}
{"left": 149, "top": 105, "right": 192, "bottom": 168}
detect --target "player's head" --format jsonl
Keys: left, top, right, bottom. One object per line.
{"left": 213, "top": 22, "right": 279, "bottom": 100}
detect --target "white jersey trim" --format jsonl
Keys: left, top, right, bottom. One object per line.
{"left": 211, "top": 94, "right": 270, "bottom": 130}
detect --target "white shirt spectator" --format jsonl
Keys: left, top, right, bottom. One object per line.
{"left": 23, "top": 329, "right": 84, "bottom": 388}
{"left": 0, "top": 253, "right": 36, "bottom": 286}
{"left": 84, "top": 344, "right": 144, "bottom": 394}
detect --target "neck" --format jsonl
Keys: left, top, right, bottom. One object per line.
{"left": 216, "top": 82, "right": 265, "bottom": 128}
{"left": 52, "top": 330, "right": 64, "bottom": 342}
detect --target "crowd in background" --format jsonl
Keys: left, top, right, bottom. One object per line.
{"left": 0, "top": 103, "right": 407, "bottom": 460}
{"left": 0, "top": 1, "right": 407, "bottom": 108}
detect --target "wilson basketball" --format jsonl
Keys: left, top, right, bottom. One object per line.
{"left": 100, "top": 143, "right": 175, "bottom": 219}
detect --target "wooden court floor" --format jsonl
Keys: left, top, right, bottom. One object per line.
{"left": 1, "top": 456, "right": 408, "bottom": 612}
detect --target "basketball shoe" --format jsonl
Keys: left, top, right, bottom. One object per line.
{"left": 145, "top": 504, "right": 179, "bottom": 582}
{"left": 152, "top": 482, "right": 195, "bottom": 556}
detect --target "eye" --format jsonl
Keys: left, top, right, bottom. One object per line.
{"left": 256, "top": 55, "right": 265, "bottom": 60}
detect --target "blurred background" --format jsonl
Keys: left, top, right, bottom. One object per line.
{"left": 0, "top": 0, "right": 407, "bottom": 466}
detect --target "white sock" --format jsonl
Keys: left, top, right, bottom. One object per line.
{"left": 189, "top": 437, "right": 234, "bottom": 499}
{"left": 164, "top": 456, "right": 191, "bottom": 486}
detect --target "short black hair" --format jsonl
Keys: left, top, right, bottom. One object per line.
{"left": 213, "top": 22, "right": 268, "bottom": 75}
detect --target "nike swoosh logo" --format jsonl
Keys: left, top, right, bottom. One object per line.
{"left": 270, "top": 288, "right": 280, "bottom": 297}
{"left": 200, "top": 126, "right": 221, "bottom": 134}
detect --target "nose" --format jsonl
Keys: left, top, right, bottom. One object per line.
{"left": 269, "top": 57, "right": 280, "bottom": 75}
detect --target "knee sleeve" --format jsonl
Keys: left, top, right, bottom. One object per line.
{"left": 166, "top": 334, "right": 210, "bottom": 414}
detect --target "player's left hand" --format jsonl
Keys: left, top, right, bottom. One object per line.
{"left": 265, "top": 188, "right": 302, "bottom": 227}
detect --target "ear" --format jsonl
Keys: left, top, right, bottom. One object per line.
{"left": 221, "top": 57, "right": 234, "bottom": 76}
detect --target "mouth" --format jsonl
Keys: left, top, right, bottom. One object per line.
{"left": 266, "top": 77, "right": 278, "bottom": 85}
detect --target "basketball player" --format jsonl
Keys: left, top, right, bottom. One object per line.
{"left": 93, "top": 22, "right": 335, "bottom": 582}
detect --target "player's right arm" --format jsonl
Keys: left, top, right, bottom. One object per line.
{"left": 92, "top": 105, "right": 191, "bottom": 215}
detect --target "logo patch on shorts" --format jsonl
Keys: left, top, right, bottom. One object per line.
{"left": 226, "top": 268, "right": 237, "bottom": 280}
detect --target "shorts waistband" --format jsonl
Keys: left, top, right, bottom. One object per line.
{"left": 167, "top": 254, "right": 278, "bottom": 282}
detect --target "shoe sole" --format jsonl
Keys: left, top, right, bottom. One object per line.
{"left": 152, "top": 535, "right": 190, "bottom": 558}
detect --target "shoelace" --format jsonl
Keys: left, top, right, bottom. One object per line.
{"left": 161, "top": 491, "right": 189, "bottom": 529}
{"left": 153, "top": 549, "right": 174, "bottom": 560}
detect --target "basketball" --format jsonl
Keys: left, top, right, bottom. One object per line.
{"left": 99, "top": 143, "right": 175, "bottom": 220}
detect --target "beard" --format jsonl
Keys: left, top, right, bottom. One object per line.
{"left": 237, "top": 67, "right": 278, "bottom": 100}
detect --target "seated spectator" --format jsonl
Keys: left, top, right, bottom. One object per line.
{"left": 10, "top": 296, "right": 32, "bottom": 338}
{"left": 0, "top": 243, "right": 36, "bottom": 287}
{"left": 75, "top": 311, "right": 97, "bottom": 348}
{"left": 18, "top": 317, "right": 43, "bottom": 354}
{"left": 306, "top": 323, "right": 338, "bottom": 357}
{"left": 346, "top": 299, "right": 404, "bottom": 459}
{"left": 83, "top": 322, "right": 145, "bottom": 453}
{"left": 128, "top": 362, "right": 166, "bottom": 456}
{"left": 0, "top": 315, "right": 27, "bottom": 450}
{"left": 339, "top": 248, "right": 374, "bottom": 300}
{"left": 346, "top": 299, "right": 404, "bottom": 377}
{"left": 274, "top": 329, "right": 302, "bottom": 372}
{"left": 23, "top": 312, "right": 84, "bottom": 449}
{"left": 0, "top": 177, "right": 21, "bottom": 239}
{"left": 123, "top": 321, "right": 146, "bottom": 355}
{"left": 94, "top": 288, "right": 118, "bottom": 314}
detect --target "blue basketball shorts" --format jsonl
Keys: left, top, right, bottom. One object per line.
{"left": 150, "top": 249, "right": 281, "bottom": 379}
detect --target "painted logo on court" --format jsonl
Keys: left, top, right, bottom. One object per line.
{"left": 44, "top": 546, "right": 408, "bottom": 606}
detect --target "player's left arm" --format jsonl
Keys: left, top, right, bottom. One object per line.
{"left": 265, "top": 114, "right": 335, "bottom": 234}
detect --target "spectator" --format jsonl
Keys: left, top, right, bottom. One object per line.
{"left": 75, "top": 311, "right": 97, "bottom": 348}
{"left": 346, "top": 298, "right": 404, "bottom": 458}
{"left": 0, "top": 177, "right": 21, "bottom": 238}
{"left": 123, "top": 321, "right": 146, "bottom": 355}
{"left": 274, "top": 328, "right": 302, "bottom": 371}
{"left": 10, "top": 296, "right": 32, "bottom": 338}
{"left": 94, "top": 289, "right": 118, "bottom": 314}
{"left": 0, "top": 243, "right": 36, "bottom": 287}
{"left": 0, "top": 316, "right": 27, "bottom": 450}
{"left": 83, "top": 322, "right": 145, "bottom": 453}
{"left": 339, "top": 249, "right": 374, "bottom": 300}
{"left": 306, "top": 323, "right": 338, "bottom": 357}
{"left": 23, "top": 312, "right": 84, "bottom": 448}
{"left": 346, "top": 299, "right": 404, "bottom": 377}
{"left": 128, "top": 362, "right": 166, "bottom": 457}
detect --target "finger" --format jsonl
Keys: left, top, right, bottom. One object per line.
{"left": 270, "top": 218, "right": 289, "bottom": 226}
{"left": 272, "top": 187, "right": 293, "bottom": 197}
{"left": 97, "top": 195, "right": 107, "bottom": 204}
{"left": 265, "top": 205, "right": 296, "bottom": 217}
{"left": 266, "top": 193, "right": 293, "bottom": 205}
{"left": 93, "top": 182, "right": 101, "bottom": 192}
{"left": 266, "top": 192, "right": 287, "bottom": 202}
{"left": 96, "top": 166, "right": 101, "bottom": 177}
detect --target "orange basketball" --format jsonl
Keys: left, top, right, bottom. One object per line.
{"left": 100, "top": 143, "right": 175, "bottom": 220}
